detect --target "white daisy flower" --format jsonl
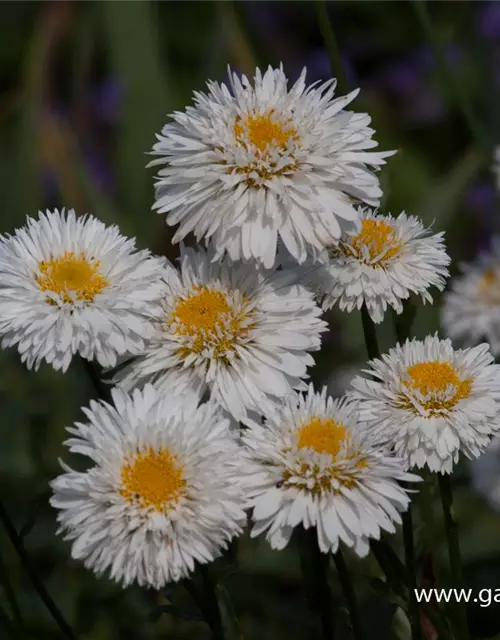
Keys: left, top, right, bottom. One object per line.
{"left": 469, "top": 436, "right": 500, "bottom": 510}
{"left": 150, "top": 65, "right": 394, "bottom": 268}
{"left": 290, "top": 208, "right": 450, "bottom": 324}
{"left": 442, "top": 238, "right": 500, "bottom": 355}
{"left": 350, "top": 335, "right": 500, "bottom": 474}
{"left": 113, "top": 246, "right": 327, "bottom": 425}
{"left": 50, "top": 384, "right": 246, "bottom": 589}
{"left": 240, "top": 386, "right": 418, "bottom": 557}
{"left": 0, "top": 209, "right": 166, "bottom": 372}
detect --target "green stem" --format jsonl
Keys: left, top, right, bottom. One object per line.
{"left": 0, "top": 548, "right": 24, "bottom": 631}
{"left": 217, "top": 0, "right": 258, "bottom": 75}
{"left": 410, "top": 0, "right": 489, "bottom": 156}
{"left": 418, "top": 472, "right": 439, "bottom": 566}
{"left": 0, "top": 500, "right": 76, "bottom": 640}
{"left": 315, "top": 0, "right": 349, "bottom": 95}
{"left": 298, "top": 527, "right": 335, "bottom": 639}
{"left": 361, "top": 306, "right": 380, "bottom": 360}
{"left": 402, "top": 508, "right": 422, "bottom": 640}
{"left": 371, "top": 540, "right": 407, "bottom": 598}
{"left": 333, "top": 548, "right": 362, "bottom": 639}
{"left": 0, "top": 604, "right": 20, "bottom": 640}
{"left": 438, "top": 474, "right": 470, "bottom": 640}
{"left": 199, "top": 565, "right": 226, "bottom": 640}
{"left": 80, "top": 357, "right": 112, "bottom": 403}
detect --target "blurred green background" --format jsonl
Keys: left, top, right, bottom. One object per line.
{"left": 2, "top": 1, "right": 500, "bottom": 638}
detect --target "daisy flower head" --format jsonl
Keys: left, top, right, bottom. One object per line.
{"left": 241, "top": 386, "right": 418, "bottom": 557}
{"left": 469, "top": 436, "right": 500, "bottom": 510}
{"left": 0, "top": 209, "right": 166, "bottom": 372}
{"left": 350, "top": 335, "right": 500, "bottom": 474}
{"left": 50, "top": 384, "right": 246, "bottom": 589}
{"left": 442, "top": 238, "right": 500, "bottom": 355}
{"left": 292, "top": 208, "right": 450, "bottom": 324}
{"left": 150, "top": 65, "right": 394, "bottom": 268}
{"left": 113, "top": 245, "right": 327, "bottom": 425}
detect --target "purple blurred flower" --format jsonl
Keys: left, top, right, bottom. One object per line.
{"left": 82, "top": 148, "right": 115, "bottom": 194}
{"left": 370, "top": 51, "right": 445, "bottom": 124}
{"left": 415, "top": 43, "right": 461, "bottom": 71}
{"left": 290, "top": 48, "right": 357, "bottom": 88}
{"left": 90, "top": 79, "right": 122, "bottom": 124}
{"left": 466, "top": 181, "right": 497, "bottom": 217}
{"left": 477, "top": 1, "right": 500, "bottom": 40}
{"left": 466, "top": 181, "right": 498, "bottom": 253}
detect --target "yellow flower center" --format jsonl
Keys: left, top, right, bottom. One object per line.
{"left": 168, "top": 286, "right": 253, "bottom": 361}
{"left": 343, "top": 219, "right": 401, "bottom": 264}
{"left": 283, "top": 416, "right": 366, "bottom": 496}
{"left": 297, "top": 417, "right": 348, "bottom": 456}
{"left": 481, "top": 269, "right": 497, "bottom": 288}
{"left": 234, "top": 111, "right": 298, "bottom": 153}
{"left": 35, "top": 251, "right": 109, "bottom": 304}
{"left": 120, "top": 447, "right": 186, "bottom": 513}
{"left": 478, "top": 268, "right": 500, "bottom": 302}
{"left": 399, "top": 360, "right": 472, "bottom": 413}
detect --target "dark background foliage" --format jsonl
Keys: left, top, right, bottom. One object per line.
{"left": 1, "top": 2, "right": 500, "bottom": 638}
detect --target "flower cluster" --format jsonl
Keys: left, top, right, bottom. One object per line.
{"left": 1, "top": 66, "right": 499, "bottom": 595}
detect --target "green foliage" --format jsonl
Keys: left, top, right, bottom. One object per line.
{"left": 0, "top": 1, "right": 498, "bottom": 639}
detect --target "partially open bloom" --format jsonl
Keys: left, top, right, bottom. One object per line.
{"left": 0, "top": 209, "right": 165, "bottom": 372}
{"left": 292, "top": 208, "right": 449, "bottom": 323}
{"left": 50, "top": 385, "right": 246, "bottom": 588}
{"left": 350, "top": 335, "right": 500, "bottom": 473}
{"left": 113, "top": 246, "right": 327, "bottom": 425}
{"left": 150, "top": 65, "right": 393, "bottom": 268}
{"left": 241, "top": 386, "right": 417, "bottom": 556}
{"left": 469, "top": 436, "right": 500, "bottom": 510}
{"left": 442, "top": 238, "right": 500, "bottom": 355}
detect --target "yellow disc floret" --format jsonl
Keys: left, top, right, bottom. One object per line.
{"left": 120, "top": 446, "right": 186, "bottom": 513}
{"left": 36, "top": 251, "right": 109, "bottom": 305}
{"left": 399, "top": 360, "right": 472, "bottom": 413}
{"left": 284, "top": 416, "right": 366, "bottom": 495}
{"left": 343, "top": 219, "right": 401, "bottom": 264}
{"left": 168, "top": 286, "right": 253, "bottom": 361}
{"left": 234, "top": 110, "right": 298, "bottom": 153}
{"left": 478, "top": 268, "right": 500, "bottom": 303}
{"left": 297, "top": 416, "right": 348, "bottom": 456}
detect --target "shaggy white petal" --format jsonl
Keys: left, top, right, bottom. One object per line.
{"left": 469, "top": 435, "right": 500, "bottom": 510}
{"left": 50, "top": 385, "right": 246, "bottom": 589}
{"left": 113, "top": 246, "right": 327, "bottom": 425}
{"left": 240, "top": 385, "right": 418, "bottom": 555}
{"left": 350, "top": 335, "right": 500, "bottom": 474}
{"left": 150, "top": 66, "right": 394, "bottom": 267}
{"left": 442, "top": 238, "right": 500, "bottom": 355}
{"left": 287, "top": 208, "right": 450, "bottom": 324}
{"left": 0, "top": 209, "right": 166, "bottom": 372}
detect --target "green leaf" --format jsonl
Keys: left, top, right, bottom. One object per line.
{"left": 102, "top": 1, "right": 174, "bottom": 244}
{"left": 416, "top": 146, "right": 484, "bottom": 230}
{"left": 216, "top": 584, "right": 243, "bottom": 640}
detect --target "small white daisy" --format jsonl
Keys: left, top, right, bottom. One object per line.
{"left": 240, "top": 386, "right": 418, "bottom": 557}
{"left": 150, "top": 65, "right": 394, "bottom": 268}
{"left": 0, "top": 209, "right": 166, "bottom": 372}
{"left": 113, "top": 246, "right": 327, "bottom": 425}
{"left": 290, "top": 208, "right": 450, "bottom": 324}
{"left": 469, "top": 436, "right": 500, "bottom": 510}
{"left": 50, "top": 384, "right": 246, "bottom": 589}
{"left": 442, "top": 238, "right": 500, "bottom": 355}
{"left": 350, "top": 335, "right": 500, "bottom": 474}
